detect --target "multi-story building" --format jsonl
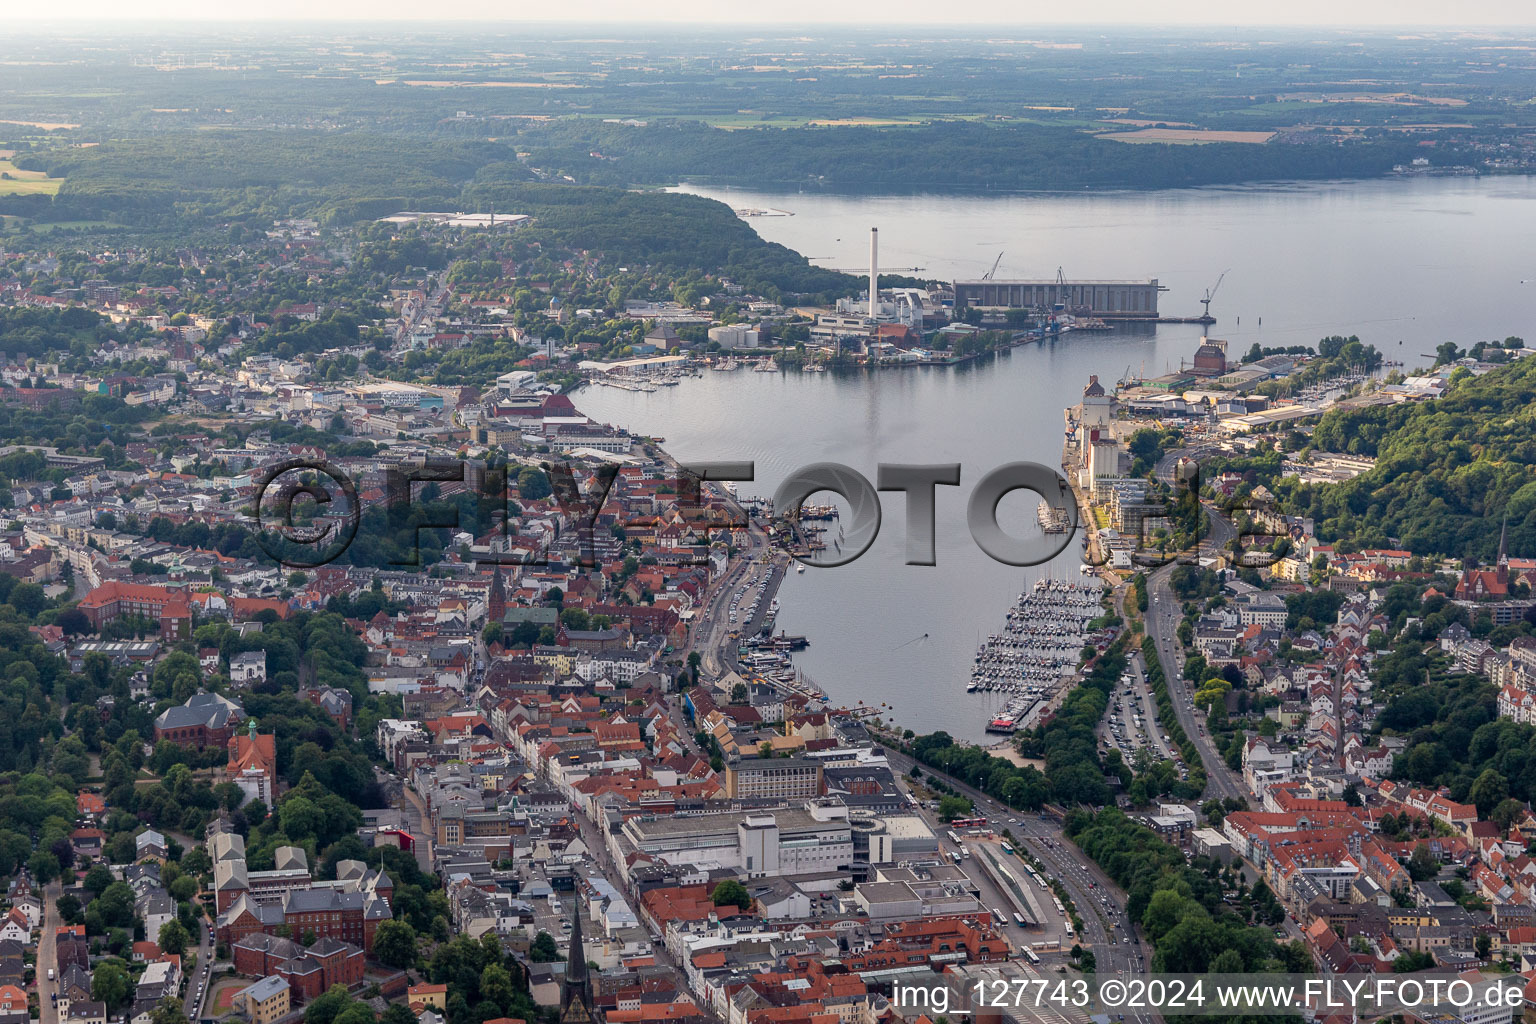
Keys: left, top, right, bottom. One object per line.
{"left": 724, "top": 757, "right": 823, "bottom": 801}
{"left": 235, "top": 976, "right": 289, "bottom": 1024}
{"left": 76, "top": 580, "right": 191, "bottom": 638}
{"left": 621, "top": 804, "right": 852, "bottom": 878}
{"left": 154, "top": 692, "right": 246, "bottom": 749}
{"left": 231, "top": 935, "right": 365, "bottom": 1004}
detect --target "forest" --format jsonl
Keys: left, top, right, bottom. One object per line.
{"left": 1366, "top": 592, "right": 1536, "bottom": 823}
{"left": 11, "top": 132, "right": 509, "bottom": 227}
{"left": 7, "top": 132, "right": 857, "bottom": 304}
{"left": 1262, "top": 353, "right": 1536, "bottom": 558}
{"left": 511, "top": 119, "right": 1439, "bottom": 192}
{"left": 1066, "top": 806, "right": 1312, "bottom": 987}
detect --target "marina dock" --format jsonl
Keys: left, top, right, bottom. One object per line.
{"left": 969, "top": 575, "right": 1106, "bottom": 733}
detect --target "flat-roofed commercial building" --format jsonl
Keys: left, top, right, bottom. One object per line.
{"left": 724, "top": 757, "right": 823, "bottom": 800}
{"left": 620, "top": 805, "right": 852, "bottom": 877}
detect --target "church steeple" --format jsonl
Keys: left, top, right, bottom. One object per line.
{"left": 559, "top": 900, "right": 596, "bottom": 1024}
{"left": 487, "top": 569, "right": 506, "bottom": 625}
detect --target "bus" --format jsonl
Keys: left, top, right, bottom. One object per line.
{"left": 949, "top": 816, "right": 988, "bottom": 829}
{"left": 1001, "top": 844, "right": 1015, "bottom": 856}
{"left": 1013, "top": 912, "right": 1028, "bottom": 928}
{"left": 950, "top": 851, "right": 963, "bottom": 864}
{"left": 1064, "top": 922, "right": 1075, "bottom": 939}
{"left": 946, "top": 830, "right": 962, "bottom": 846}
{"left": 1022, "top": 947, "right": 1041, "bottom": 965}
{"left": 992, "top": 908, "right": 1008, "bottom": 926}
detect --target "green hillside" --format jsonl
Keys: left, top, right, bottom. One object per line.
{"left": 1267, "top": 354, "right": 1536, "bottom": 559}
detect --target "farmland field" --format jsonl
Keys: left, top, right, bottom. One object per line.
{"left": 0, "top": 159, "right": 61, "bottom": 196}
{"left": 1098, "top": 128, "right": 1276, "bottom": 144}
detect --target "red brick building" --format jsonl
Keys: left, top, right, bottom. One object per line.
{"left": 153, "top": 691, "right": 246, "bottom": 748}
{"left": 217, "top": 888, "right": 391, "bottom": 953}
{"left": 77, "top": 581, "right": 192, "bottom": 639}
{"left": 231, "top": 935, "right": 365, "bottom": 1004}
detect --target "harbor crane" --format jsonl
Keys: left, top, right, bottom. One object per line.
{"left": 1055, "top": 266, "right": 1072, "bottom": 310}
{"left": 1199, "top": 270, "right": 1229, "bottom": 320}
{"left": 982, "top": 252, "right": 1004, "bottom": 280}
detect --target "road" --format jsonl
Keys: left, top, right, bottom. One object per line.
{"left": 687, "top": 516, "right": 774, "bottom": 680}
{"left": 37, "top": 883, "right": 58, "bottom": 1024}
{"left": 183, "top": 913, "right": 216, "bottom": 1021}
{"left": 884, "top": 749, "right": 1158, "bottom": 1024}
{"left": 1143, "top": 450, "right": 1249, "bottom": 804}
{"left": 570, "top": 808, "right": 691, "bottom": 977}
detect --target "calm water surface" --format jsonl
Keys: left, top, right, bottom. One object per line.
{"left": 578, "top": 177, "right": 1536, "bottom": 741}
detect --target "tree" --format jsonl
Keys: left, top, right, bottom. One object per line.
{"left": 149, "top": 998, "right": 189, "bottom": 1024}
{"left": 158, "top": 919, "right": 191, "bottom": 956}
{"left": 95, "top": 881, "right": 137, "bottom": 929}
{"left": 1475, "top": 933, "right": 1492, "bottom": 960}
{"left": 1468, "top": 768, "right": 1509, "bottom": 818}
{"left": 480, "top": 963, "right": 515, "bottom": 1011}
{"left": 529, "top": 931, "right": 561, "bottom": 963}
{"left": 1491, "top": 798, "right": 1526, "bottom": 831}
{"left": 304, "top": 985, "right": 356, "bottom": 1024}
{"left": 56, "top": 893, "right": 82, "bottom": 924}
{"left": 1407, "top": 842, "right": 1439, "bottom": 882}
{"left": 83, "top": 863, "right": 116, "bottom": 897}
{"left": 27, "top": 850, "right": 59, "bottom": 884}
{"left": 1394, "top": 949, "right": 1436, "bottom": 973}
{"left": 938, "top": 795, "right": 973, "bottom": 821}
{"left": 711, "top": 879, "right": 752, "bottom": 910}
{"left": 92, "top": 961, "right": 132, "bottom": 1011}
{"left": 57, "top": 607, "right": 91, "bottom": 635}
{"left": 372, "top": 919, "right": 418, "bottom": 969}
{"left": 1210, "top": 948, "right": 1243, "bottom": 974}
{"left": 517, "top": 467, "right": 552, "bottom": 501}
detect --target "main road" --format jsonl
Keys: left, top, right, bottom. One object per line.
{"left": 1144, "top": 448, "right": 1248, "bottom": 804}
{"left": 884, "top": 748, "right": 1159, "bottom": 1024}
{"left": 685, "top": 509, "right": 775, "bottom": 681}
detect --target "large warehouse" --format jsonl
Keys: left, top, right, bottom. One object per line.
{"left": 953, "top": 278, "right": 1162, "bottom": 318}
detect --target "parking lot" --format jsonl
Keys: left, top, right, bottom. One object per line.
{"left": 1099, "top": 657, "right": 1187, "bottom": 779}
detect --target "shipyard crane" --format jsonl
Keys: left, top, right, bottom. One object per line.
{"left": 1055, "top": 266, "right": 1073, "bottom": 312}
{"left": 1199, "top": 270, "right": 1229, "bottom": 320}
{"left": 982, "top": 252, "right": 1004, "bottom": 280}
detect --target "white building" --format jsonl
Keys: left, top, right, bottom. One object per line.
{"left": 620, "top": 804, "right": 853, "bottom": 878}
{"left": 229, "top": 651, "right": 267, "bottom": 686}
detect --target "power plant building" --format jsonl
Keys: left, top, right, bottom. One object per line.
{"left": 953, "top": 278, "right": 1161, "bottom": 318}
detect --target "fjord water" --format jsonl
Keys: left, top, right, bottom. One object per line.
{"left": 578, "top": 177, "right": 1536, "bottom": 742}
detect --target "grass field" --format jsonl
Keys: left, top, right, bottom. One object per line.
{"left": 0, "top": 159, "right": 61, "bottom": 196}
{"left": 1, "top": 219, "right": 112, "bottom": 235}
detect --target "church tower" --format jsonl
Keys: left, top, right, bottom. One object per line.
{"left": 487, "top": 569, "right": 506, "bottom": 625}
{"left": 559, "top": 900, "right": 598, "bottom": 1024}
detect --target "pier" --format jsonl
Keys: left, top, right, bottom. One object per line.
{"left": 968, "top": 576, "right": 1107, "bottom": 733}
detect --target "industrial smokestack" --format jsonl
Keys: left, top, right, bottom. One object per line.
{"left": 868, "top": 227, "right": 879, "bottom": 318}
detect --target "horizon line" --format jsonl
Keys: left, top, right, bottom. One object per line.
{"left": 8, "top": 18, "right": 1536, "bottom": 29}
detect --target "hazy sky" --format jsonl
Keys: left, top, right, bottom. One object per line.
{"left": 15, "top": 0, "right": 1536, "bottom": 26}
